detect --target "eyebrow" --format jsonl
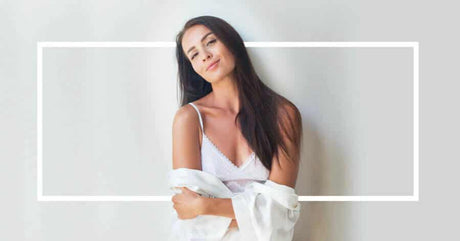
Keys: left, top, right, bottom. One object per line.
{"left": 186, "top": 32, "right": 214, "bottom": 55}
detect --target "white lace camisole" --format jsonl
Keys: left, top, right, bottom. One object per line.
{"left": 188, "top": 102, "right": 269, "bottom": 193}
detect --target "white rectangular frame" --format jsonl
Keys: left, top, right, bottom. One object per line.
{"left": 37, "top": 41, "right": 419, "bottom": 202}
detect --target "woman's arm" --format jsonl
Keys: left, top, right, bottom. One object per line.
{"left": 172, "top": 105, "right": 202, "bottom": 170}
{"left": 201, "top": 196, "right": 239, "bottom": 227}
{"left": 200, "top": 196, "right": 235, "bottom": 219}
{"left": 172, "top": 187, "right": 239, "bottom": 227}
{"left": 171, "top": 105, "right": 236, "bottom": 225}
{"left": 268, "top": 101, "right": 302, "bottom": 188}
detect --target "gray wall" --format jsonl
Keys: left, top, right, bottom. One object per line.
{"left": 1, "top": 0, "right": 458, "bottom": 240}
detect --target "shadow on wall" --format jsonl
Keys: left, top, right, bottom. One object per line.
{"left": 294, "top": 124, "right": 350, "bottom": 240}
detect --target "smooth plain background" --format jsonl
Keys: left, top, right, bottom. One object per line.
{"left": 1, "top": 0, "right": 459, "bottom": 240}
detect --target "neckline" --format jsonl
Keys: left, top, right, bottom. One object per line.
{"left": 202, "top": 133, "right": 255, "bottom": 170}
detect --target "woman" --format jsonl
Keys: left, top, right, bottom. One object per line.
{"left": 170, "top": 15, "right": 303, "bottom": 241}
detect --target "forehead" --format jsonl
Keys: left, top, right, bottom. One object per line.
{"left": 182, "top": 25, "right": 213, "bottom": 52}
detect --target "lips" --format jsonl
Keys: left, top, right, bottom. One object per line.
{"left": 206, "top": 59, "right": 220, "bottom": 71}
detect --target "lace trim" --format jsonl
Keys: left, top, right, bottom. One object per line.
{"left": 203, "top": 134, "right": 255, "bottom": 169}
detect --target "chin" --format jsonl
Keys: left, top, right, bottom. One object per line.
{"left": 206, "top": 73, "right": 223, "bottom": 82}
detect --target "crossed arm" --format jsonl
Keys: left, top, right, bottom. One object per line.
{"left": 171, "top": 102, "right": 302, "bottom": 227}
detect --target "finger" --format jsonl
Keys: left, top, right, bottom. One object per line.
{"left": 182, "top": 187, "right": 194, "bottom": 194}
{"left": 180, "top": 187, "right": 189, "bottom": 193}
{"left": 182, "top": 187, "right": 199, "bottom": 197}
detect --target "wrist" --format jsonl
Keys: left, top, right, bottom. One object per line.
{"left": 198, "top": 196, "right": 210, "bottom": 215}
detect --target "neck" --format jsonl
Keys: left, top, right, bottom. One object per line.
{"left": 210, "top": 73, "right": 240, "bottom": 114}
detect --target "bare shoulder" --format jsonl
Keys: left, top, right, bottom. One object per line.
{"left": 277, "top": 98, "right": 302, "bottom": 131}
{"left": 173, "top": 104, "right": 197, "bottom": 125}
{"left": 172, "top": 104, "right": 202, "bottom": 170}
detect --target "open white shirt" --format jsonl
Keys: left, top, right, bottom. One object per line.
{"left": 168, "top": 168, "right": 301, "bottom": 241}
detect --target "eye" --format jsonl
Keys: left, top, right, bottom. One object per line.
{"left": 191, "top": 52, "right": 198, "bottom": 60}
{"left": 207, "top": 39, "right": 216, "bottom": 46}
{"left": 190, "top": 39, "right": 216, "bottom": 60}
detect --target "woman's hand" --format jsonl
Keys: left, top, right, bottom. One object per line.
{"left": 171, "top": 187, "right": 204, "bottom": 219}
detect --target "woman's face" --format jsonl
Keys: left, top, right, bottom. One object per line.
{"left": 181, "top": 24, "right": 236, "bottom": 83}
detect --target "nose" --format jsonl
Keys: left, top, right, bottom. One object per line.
{"left": 202, "top": 49, "right": 212, "bottom": 62}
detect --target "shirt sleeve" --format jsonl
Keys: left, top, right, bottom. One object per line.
{"left": 231, "top": 180, "right": 301, "bottom": 241}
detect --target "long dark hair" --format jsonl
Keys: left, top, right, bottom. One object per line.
{"left": 175, "top": 15, "right": 302, "bottom": 170}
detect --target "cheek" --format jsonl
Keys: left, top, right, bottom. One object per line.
{"left": 222, "top": 55, "right": 236, "bottom": 72}
{"left": 221, "top": 50, "right": 235, "bottom": 68}
{"left": 191, "top": 63, "right": 201, "bottom": 74}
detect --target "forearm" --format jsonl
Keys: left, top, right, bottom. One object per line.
{"left": 200, "top": 197, "right": 236, "bottom": 219}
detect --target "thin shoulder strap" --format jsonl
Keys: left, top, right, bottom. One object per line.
{"left": 188, "top": 103, "right": 204, "bottom": 132}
